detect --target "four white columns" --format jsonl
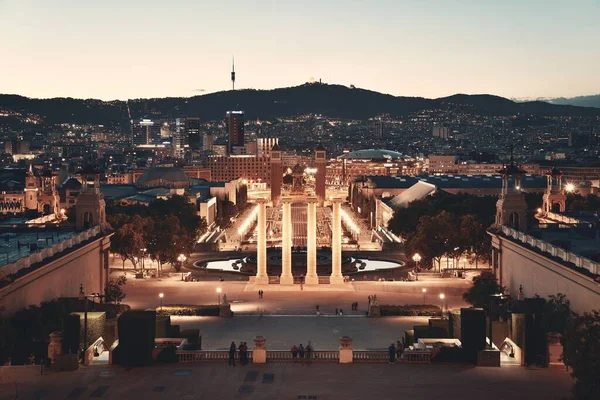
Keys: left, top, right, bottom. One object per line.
{"left": 254, "top": 197, "right": 345, "bottom": 286}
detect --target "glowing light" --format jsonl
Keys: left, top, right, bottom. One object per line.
{"left": 422, "top": 288, "right": 427, "bottom": 293}
{"left": 537, "top": 208, "right": 542, "bottom": 214}
{"left": 565, "top": 183, "right": 575, "bottom": 192}
{"left": 340, "top": 208, "right": 360, "bottom": 235}
{"left": 412, "top": 253, "right": 421, "bottom": 263}
{"left": 216, "top": 287, "right": 222, "bottom": 294}
{"left": 159, "top": 293, "right": 164, "bottom": 298}
{"left": 238, "top": 205, "right": 259, "bottom": 236}
{"left": 439, "top": 293, "right": 445, "bottom": 300}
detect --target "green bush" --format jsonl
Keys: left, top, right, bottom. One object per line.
{"left": 157, "top": 345, "right": 178, "bottom": 363}
{"left": 380, "top": 305, "right": 441, "bottom": 317}
{"left": 156, "top": 305, "right": 220, "bottom": 316}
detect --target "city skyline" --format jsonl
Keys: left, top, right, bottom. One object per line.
{"left": 1, "top": 0, "right": 599, "bottom": 100}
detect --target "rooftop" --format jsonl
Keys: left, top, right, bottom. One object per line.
{"left": 364, "top": 174, "right": 548, "bottom": 190}
{"left": 338, "top": 149, "right": 410, "bottom": 161}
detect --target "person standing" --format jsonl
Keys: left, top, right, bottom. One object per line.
{"left": 388, "top": 343, "right": 396, "bottom": 364}
{"left": 316, "top": 305, "right": 320, "bottom": 316}
{"left": 229, "top": 342, "right": 237, "bottom": 366}
{"left": 396, "top": 340, "right": 404, "bottom": 360}
{"left": 239, "top": 341, "right": 245, "bottom": 365}
{"left": 298, "top": 344, "right": 305, "bottom": 362}
{"left": 335, "top": 308, "right": 338, "bottom": 316}
{"left": 305, "top": 342, "right": 313, "bottom": 365}
{"left": 291, "top": 344, "right": 298, "bottom": 362}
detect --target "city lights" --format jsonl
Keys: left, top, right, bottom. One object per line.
{"left": 565, "top": 183, "right": 575, "bottom": 193}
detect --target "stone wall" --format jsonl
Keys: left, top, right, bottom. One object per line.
{"left": 492, "top": 234, "right": 600, "bottom": 314}
{"left": 0, "top": 235, "right": 111, "bottom": 315}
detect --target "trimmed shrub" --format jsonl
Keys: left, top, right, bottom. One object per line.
{"left": 380, "top": 305, "right": 441, "bottom": 317}
{"left": 62, "top": 314, "right": 80, "bottom": 355}
{"left": 413, "top": 325, "right": 430, "bottom": 340}
{"left": 157, "top": 345, "right": 178, "bottom": 363}
{"left": 156, "top": 305, "right": 220, "bottom": 316}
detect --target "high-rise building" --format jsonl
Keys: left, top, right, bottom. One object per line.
{"left": 131, "top": 118, "right": 161, "bottom": 146}
{"left": 374, "top": 119, "right": 384, "bottom": 138}
{"left": 226, "top": 111, "right": 244, "bottom": 154}
{"left": 174, "top": 117, "right": 200, "bottom": 158}
{"left": 203, "top": 134, "right": 214, "bottom": 151}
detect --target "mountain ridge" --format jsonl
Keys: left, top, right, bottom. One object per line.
{"left": 1, "top": 83, "right": 600, "bottom": 126}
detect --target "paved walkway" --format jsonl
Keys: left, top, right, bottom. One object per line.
{"left": 0, "top": 363, "right": 573, "bottom": 400}
{"left": 172, "top": 316, "right": 429, "bottom": 350}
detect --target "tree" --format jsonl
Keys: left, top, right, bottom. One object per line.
{"left": 110, "top": 216, "right": 148, "bottom": 269}
{"left": 405, "top": 211, "right": 458, "bottom": 271}
{"left": 462, "top": 271, "right": 504, "bottom": 311}
{"left": 544, "top": 293, "right": 574, "bottom": 334}
{"left": 562, "top": 310, "right": 600, "bottom": 400}
{"left": 105, "top": 275, "right": 127, "bottom": 304}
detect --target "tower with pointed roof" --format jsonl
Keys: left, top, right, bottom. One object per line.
{"left": 495, "top": 162, "right": 528, "bottom": 231}
{"left": 24, "top": 164, "right": 39, "bottom": 211}
{"left": 74, "top": 166, "right": 106, "bottom": 230}
{"left": 231, "top": 56, "right": 236, "bottom": 91}
{"left": 37, "top": 169, "right": 60, "bottom": 215}
{"left": 542, "top": 167, "right": 566, "bottom": 215}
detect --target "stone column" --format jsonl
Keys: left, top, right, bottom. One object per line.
{"left": 48, "top": 331, "right": 63, "bottom": 364}
{"left": 330, "top": 198, "right": 344, "bottom": 285}
{"left": 253, "top": 335, "right": 267, "bottom": 364}
{"left": 255, "top": 199, "right": 269, "bottom": 285}
{"left": 305, "top": 196, "right": 319, "bottom": 285}
{"left": 280, "top": 197, "right": 294, "bottom": 285}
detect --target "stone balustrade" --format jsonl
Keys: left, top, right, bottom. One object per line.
{"left": 501, "top": 226, "right": 599, "bottom": 276}
{"left": 0, "top": 226, "right": 101, "bottom": 276}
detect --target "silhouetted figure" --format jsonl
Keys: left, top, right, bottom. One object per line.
{"left": 298, "top": 344, "right": 305, "bottom": 361}
{"left": 291, "top": 345, "right": 298, "bottom": 361}
{"left": 388, "top": 343, "right": 396, "bottom": 364}
{"left": 229, "top": 342, "right": 237, "bottom": 366}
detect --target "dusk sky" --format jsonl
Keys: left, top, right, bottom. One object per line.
{"left": 1, "top": 0, "right": 599, "bottom": 100}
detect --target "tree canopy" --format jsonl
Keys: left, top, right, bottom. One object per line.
{"left": 462, "top": 271, "right": 504, "bottom": 311}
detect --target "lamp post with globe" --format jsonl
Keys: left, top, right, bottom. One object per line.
{"left": 412, "top": 253, "right": 422, "bottom": 281}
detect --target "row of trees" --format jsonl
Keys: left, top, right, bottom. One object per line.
{"left": 388, "top": 193, "right": 498, "bottom": 270}
{"left": 108, "top": 196, "right": 207, "bottom": 271}
{"left": 463, "top": 273, "right": 600, "bottom": 399}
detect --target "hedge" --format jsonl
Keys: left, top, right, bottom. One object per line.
{"left": 156, "top": 305, "right": 220, "bottom": 316}
{"left": 379, "top": 305, "right": 441, "bottom": 317}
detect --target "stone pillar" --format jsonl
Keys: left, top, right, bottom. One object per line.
{"left": 255, "top": 199, "right": 269, "bottom": 285}
{"left": 330, "top": 198, "right": 344, "bottom": 285}
{"left": 280, "top": 197, "right": 294, "bottom": 285}
{"left": 305, "top": 197, "right": 319, "bottom": 285}
{"left": 253, "top": 335, "right": 267, "bottom": 364}
{"left": 48, "top": 331, "right": 63, "bottom": 364}
{"left": 339, "top": 336, "right": 353, "bottom": 364}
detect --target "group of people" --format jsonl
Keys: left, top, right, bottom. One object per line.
{"left": 334, "top": 308, "right": 344, "bottom": 315}
{"left": 228, "top": 341, "right": 250, "bottom": 366}
{"left": 350, "top": 302, "right": 359, "bottom": 311}
{"left": 387, "top": 340, "right": 405, "bottom": 363}
{"left": 258, "top": 290, "right": 264, "bottom": 298}
{"left": 290, "top": 343, "right": 313, "bottom": 364}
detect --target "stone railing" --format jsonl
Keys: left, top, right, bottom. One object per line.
{"left": 545, "top": 212, "right": 583, "bottom": 225}
{"left": 25, "top": 214, "right": 57, "bottom": 224}
{"left": 501, "top": 226, "right": 600, "bottom": 276}
{"left": 1, "top": 226, "right": 102, "bottom": 276}
{"left": 353, "top": 350, "right": 388, "bottom": 363}
{"left": 403, "top": 350, "right": 432, "bottom": 363}
{"left": 178, "top": 350, "right": 253, "bottom": 363}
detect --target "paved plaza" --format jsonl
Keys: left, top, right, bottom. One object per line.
{"left": 0, "top": 362, "right": 574, "bottom": 400}
{"left": 173, "top": 316, "right": 430, "bottom": 350}
{"left": 122, "top": 277, "right": 471, "bottom": 314}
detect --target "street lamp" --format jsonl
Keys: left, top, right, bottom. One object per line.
{"left": 140, "top": 248, "right": 147, "bottom": 272}
{"left": 159, "top": 293, "right": 164, "bottom": 311}
{"left": 177, "top": 254, "right": 187, "bottom": 280}
{"left": 422, "top": 288, "right": 427, "bottom": 304}
{"left": 216, "top": 287, "right": 222, "bottom": 306}
{"left": 412, "top": 253, "right": 421, "bottom": 281}
{"left": 439, "top": 293, "right": 445, "bottom": 316}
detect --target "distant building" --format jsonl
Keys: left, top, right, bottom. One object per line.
{"left": 374, "top": 119, "right": 384, "bottom": 138}
{"left": 203, "top": 134, "right": 214, "bottom": 151}
{"left": 257, "top": 137, "right": 279, "bottom": 157}
{"left": 209, "top": 155, "right": 270, "bottom": 182}
{"left": 226, "top": 111, "right": 245, "bottom": 154}
{"left": 131, "top": 118, "right": 161, "bottom": 146}
{"left": 432, "top": 125, "right": 451, "bottom": 139}
{"left": 427, "top": 155, "right": 540, "bottom": 175}
{"left": 174, "top": 117, "right": 200, "bottom": 158}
